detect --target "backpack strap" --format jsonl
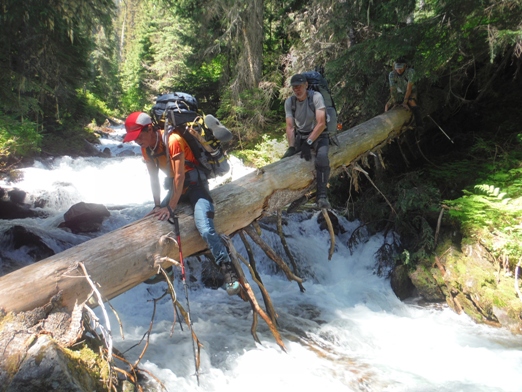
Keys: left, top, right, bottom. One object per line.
{"left": 291, "top": 91, "right": 316, "bottom": 115}
{"left": 307, "top": 90, "right": 315, "bottom": 113}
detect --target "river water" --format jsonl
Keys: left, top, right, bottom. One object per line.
{"left": 1, "top": 128, "right": 521, "bottom": 392}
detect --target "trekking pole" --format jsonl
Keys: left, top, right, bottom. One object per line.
{"left": 171, "top": 215, "right": 200, "bottom": 386}
{"left": 427, "top": 115, "right": 454, "bottom": 144}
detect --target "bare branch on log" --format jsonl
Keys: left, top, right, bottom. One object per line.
{"left": 236, "top": 244, "right": 278, "bottom": 324}
{"left": 224, "top": 236, "right": 286, "bottom": 351}
{"left": 276, "top": 211, "right": 305, "bottom": 292}
{"left": 238, "top": 231, "right": 278, "bottom": 322}
{"left": 353, "top": 163, "right": 397, "bottom": 216}
{"left": 113, "top": 351, "right": 167, "bottom": 392}
{"left": 158, "top": 266, "right": 181, "bottom": 335}
{"left": 154, "top": 232, "right": 181, "bottom": 270}
{"left": 125, "top": 291, "right": 167, "bottom": 372}
{"left": 243, "top": 225, "right": 303, "bottom": 285}
{"left": 78, "top": 262, "right": 113, "bottom": 363}
{"left": 107, "top": 301, "right": 125, "bottom": 341}
{"left": 321, "top": 209, "right": 336, "bottom": 260}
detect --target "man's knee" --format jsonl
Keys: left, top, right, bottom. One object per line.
{"left": 196, "top": 220, "right": 216, "bottom": 239}
{"left": 315, "top": 155, "right": 330, "bottom": 169}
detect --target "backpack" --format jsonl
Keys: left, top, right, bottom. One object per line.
{"left": 290, "top": 70, "right": 339, "bottom": 144}
{"left": 151, "top": 92, "right": 199, "bottom": 127}
{"left": 149, "top": 92, "right": 230, "bottom": 179}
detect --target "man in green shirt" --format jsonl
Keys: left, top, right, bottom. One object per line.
{"left": 385, "top": 58, "right": 423, "bottom": 129}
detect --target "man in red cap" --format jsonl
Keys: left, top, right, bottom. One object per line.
{"left": 123, "top": 112, "right": 240, "bottom": 295}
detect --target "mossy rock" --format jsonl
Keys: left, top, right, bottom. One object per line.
{"left": 409, "top": 264, "right": 446, "bottom": 302}
{"left": 430, "top": 241, "right": 522, "bottom": 333}
{"left": 6, "top": 335, "right": 105, "bottom": 392}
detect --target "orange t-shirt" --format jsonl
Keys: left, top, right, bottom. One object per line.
{"left": 141, "top": 130, "right": 198, "bottom": 175}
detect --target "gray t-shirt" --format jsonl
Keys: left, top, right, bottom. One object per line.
{"left": 285, "top": 91, "right": 326, "bottom": 135}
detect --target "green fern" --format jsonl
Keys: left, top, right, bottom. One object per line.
{"left": 446, "top": 180, "right": 522, "bottom": 269}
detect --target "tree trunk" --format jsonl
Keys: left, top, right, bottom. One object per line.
{"left": 238, "top": 0, "right": 263, "bottom": 90}
{"left": 0, "top": 109, "right": 411, "bottom": 314}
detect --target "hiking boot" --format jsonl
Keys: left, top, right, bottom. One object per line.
{"left": 316, "top": 165, "right": 331, "bottom": 209}
{"left": 317, "top": 197, "right": 331, "bottom": 209}
{"left": 220, "top": 262, "right": 240, "bottom": 296}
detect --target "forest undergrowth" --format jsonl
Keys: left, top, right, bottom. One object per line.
{"left": 329, "top": 66, "right": 522, "bottom": 281}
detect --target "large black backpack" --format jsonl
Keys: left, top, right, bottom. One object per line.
{"left": 291, "top": 70, "right": 339, "bottom": 141}
{"left": 149, "top": 92, "right": 230, "bottom": 179}
{"left": 151, "top": 92, "right": 199, "bottom": 127}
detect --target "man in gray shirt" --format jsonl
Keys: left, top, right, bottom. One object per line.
{"left": 282, "top": 73, "right": 331, "bottom": 209}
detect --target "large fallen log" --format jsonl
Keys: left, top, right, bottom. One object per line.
{"left": 0, "top": 109, "right": 411, "bottom": 313}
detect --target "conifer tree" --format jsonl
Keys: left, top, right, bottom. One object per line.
{"left": 0, "top": 0, "right": 116, "bottom": 127}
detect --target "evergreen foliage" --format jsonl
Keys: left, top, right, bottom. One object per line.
{"left": 165, "top": 0, "right": 282, "bottom": 142}
{"left": 288, "top": 0, "right": 522, "bottom": 128}
{"left": 0, "top": 113, "right": 41, "bottom": 167}
{"left": 0, "top": 0, "right": 116, "bottom": 119}
{"left": 0, "top": 0, "right": 117, "bottom": 160}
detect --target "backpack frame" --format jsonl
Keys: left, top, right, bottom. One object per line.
{"left": 149, "top": 92, "right": 230, "bottom": 179}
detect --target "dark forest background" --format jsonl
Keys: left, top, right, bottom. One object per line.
{"left": 1, "top": 0, "right": 520, "bottom": 158}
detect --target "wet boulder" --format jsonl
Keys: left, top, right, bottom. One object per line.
{"left": 2, "top": 225, "right": 55, "bottom": 262}
{"left": 102, "top": 147, "right": 111, "bottom": 157}
{"left": 7, "top": 189, "right": 26, "bottom": 204}
{"left": 317, "top": 210, "right": 345, "bottom": 235}
{"left": 0, "top": 187, "right": 44, "bottom": 219}
{"left": 0, "top": 200, "right": 41, "bottom": 220}
{"left": 4, "top": 336, "right": 98, "bottom": 392}
{"left": 116, "top": 149, "right": 136, "bottom": 157}
{"left": 390, "top": 264, "right": 416, "bottom": 300}
{"left": 59, "top": 202, "right": 110, "bottom": 234}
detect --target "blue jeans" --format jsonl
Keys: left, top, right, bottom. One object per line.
{"left": 193, "top": 197, "right": 231, "bottom": 265}
{"left": 162, "top": 173, "right": 230, "bottom": 266}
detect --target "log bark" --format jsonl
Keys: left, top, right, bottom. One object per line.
{"left": 0, "top": 109, "right": 411, "bottom": 313}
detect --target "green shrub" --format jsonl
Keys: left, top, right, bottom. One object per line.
{"left": 231, "top": 134, "right": 287, "bottom": 168}
{"left": 0, "top": 112, "right": 41, "bottom": 163}
{"left": 76, "top": 89, "right": 119, "bottom": 119}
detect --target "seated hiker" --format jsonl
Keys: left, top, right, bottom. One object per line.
{"left": 123, "top": 112, "right": 240, "bottom": 296}
{"left": 282, "top": 73, "right": 331, "bottom": 209}
{"left": 385, "top": 57, "right": 423, "bottom": 129}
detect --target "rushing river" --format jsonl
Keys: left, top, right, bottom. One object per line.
{"left": 1, "top": 127, "right": 521, "bottom": 392}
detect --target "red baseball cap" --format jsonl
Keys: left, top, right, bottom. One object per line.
{"left": 123, "top": 112, "right": 152, "bottom": 142}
